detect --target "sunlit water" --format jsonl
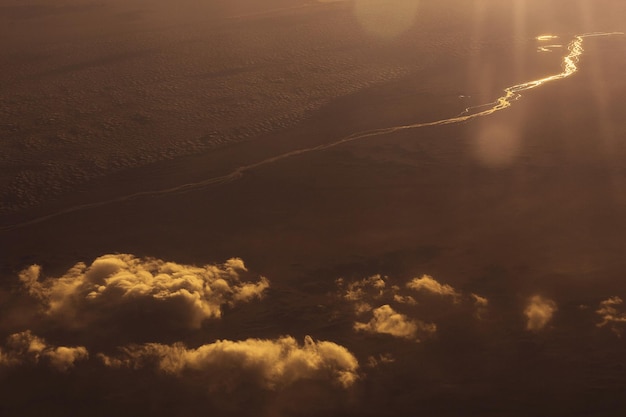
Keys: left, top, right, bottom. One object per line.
{"left": 2, "top": 32, "right": 623, "bottom": 231}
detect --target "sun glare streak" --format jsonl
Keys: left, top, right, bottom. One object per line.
{"left": 576, "top": 0, "right": 596, "bottom": 34}
{"left": 512, "top": 0, "right": 529, "bottom": 76}
{"left": 2, "top": 32, "right": 624, "bottom": 231}
{"left": 537, "top": 44, "right": 562, "bottom": 53}
{"left": 536, "top": 35, "right": 559, "bottom": 41}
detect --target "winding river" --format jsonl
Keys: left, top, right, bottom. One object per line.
{"left": 2, "top": 32, "right": 623, "bottom": 231}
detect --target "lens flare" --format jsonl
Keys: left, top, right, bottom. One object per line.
{"left": 472, "top": 123, "right": 521, "bottom": 167}
{"left": 354, "top": 0, "right": 420, "bottom": 39}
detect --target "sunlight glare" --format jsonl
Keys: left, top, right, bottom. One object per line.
{"left": 472, "top": 122, "right": 521, "bottom": 168}
{"left": 536, "top": 35, "right": 559, "bottom": 41}
{"left": 354, "top": 0, "right": 419, "bottom": 39}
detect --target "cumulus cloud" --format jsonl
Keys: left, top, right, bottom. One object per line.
{"left": 471, "top": 293, "right": 488, "bottom": 307}
{"left": 0, "top": 330, "right": 88, "bottom": 371}
{"left": 524, "top": 296, "right": 557, "bottom": 331}
{"left": 354, "top": 305, "right": 436, "bottom": 341}
{"left": 99, "top": 336, "right": 358, "bottom": 390}
{"left": 338, "top": 274, "right": 486, "bottom": 341}
{"left": 366, "top": 353, "right": 395, "bottom": 368}
{"left": 336, "top": 275, "right": 390, "bottom": 316}
{"left": 354, "top": 302, "right": 373, "bottom": 315}
{"left": 18, "top": 254, "right": 269, "bottom": 330}
{"left": 393, "top": 294, "right": 417, "bottom": 305}
{"left": 471, "top": 293, "right": 489, "bottom": 319}
{"left": 596, "top": 296, "right": 626, "bottom": 336}
{"left": 406, "top": 275, "right": 461, "bottom": 300}
{"left": 337, "top": 275, "right": 386, "bottom": 303}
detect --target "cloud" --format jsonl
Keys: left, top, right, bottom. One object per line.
{"left": 406, "top": 275, "right": 461, "bottom": 300}
{"left": 99, "top": 336, "right": 358, "bottom": 390}
{"left": 354, "top": 302, "right": 373, "bottom": 315}
{"left": 393, "top": 294, "right": 417, "bottom": 305}
{"left": 366, "top": 353, "right": 395, "bottom": 368}
{"left": 0, "top": 330, "right": 88, "bottom": 371}
{"left": 471, "top": 293, "right": 489, "bottom": 307}
{"left": 18, "top": 254, "right": 269, "bottom": 330}
{"left": 336, "top": 275, "right": 389, "bottom": 316}
{"left": 337, "top": 275, "right": 386, "bottom": 303}
{"left": 338, "top": 274, "right": 486, "bottom": 341}
{"left": 471, "top": 293, "right": 489, "bottom": 319}
{"left": 524, "top": 296, "right": 557, "bottom": 331}
{"left": 354, "top": 305, "right": 436, "bottom": 341}
{"left": 596, "top": 296, "right": 626, "bottom": 336}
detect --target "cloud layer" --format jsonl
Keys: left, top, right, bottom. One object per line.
{"left": 99, "top": 336, "right": 359, "bottom": 390}
{"left": 19, "top": 254, "right": 269, "bottom": 330}
{"left": 0, "top": 330, "right": 88, "bottom": 371}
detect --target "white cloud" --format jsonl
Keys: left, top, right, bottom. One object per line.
{"left": 393, "top": 294, "right": 417, "bottom": 305}
{"left": 354, "top": 305, "right": 436, "bottom": 341}
{"left": 406, "top": 275, "right": 460, "bottom": 300}
{"left": 471, "top": 293, "right": 489, "bottom": 307}
{"left": 339, "top": 274, "right": 486, "bottom": 341}
{"left": 99, "top": 336, "right": 359, "bottom": 390}
{"left": 524, "top": 296, "right": 557, "bottom": 331}
{"left": 366, "top": 353, "right": 395, "bottom": 368}
{"left": 338, "top": 274, "right": 386, "bottom": 303}
{"left": 0, "top": 330, "right": 88, "bottom": 371}
{"left": 596, "top": 296, "right": 626, "bottom": 336}
{"left": 471, "top": 293, "right": 489, "bottom": 319}
{"left": 354, "top": 302, "right": 373, "bottom": 315}
{"left": 19, "top": 254, "right": 269, "bottom": 329}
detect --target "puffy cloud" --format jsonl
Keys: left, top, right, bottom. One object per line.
{"left": 596, "top": 296, "right": 626, "bottom": 336}
{"left": 336, "top": 275, "right": 390, "bottom": 317}
{"left": 354, "top": 305, "right": 436, "bottom": 341}
{"left": 393, "top": 294, "right": 417, "bottom": 305}
{"left": 338, "top": 274, "right": 486, "bottom": 341}
{"left": 0, "top": 330, "right": 88, "bottom": 371}
{"left": 471, "top": 293, "right": 489, "bottom": 319}
{"left": 366, "top": 353, "right": 395, "bottom": 368}
{"left": 471, "top": 293, "right": 489, "bottom": 307}
{"left": 354, "top": 302, "right": 373, "bottom": 315}
{"left": 45, "top": 346, "right": 90, "bottom": 371}
{"left": 338, "top": 275, "right": 386, "bottom": 303}
{"left": 18, "top": 265, "right": 43, "bottom": 298}
{"left": 524, "top": 296, "right": 557, "bottom": 331}
{"left": 99, "top": 336, "right": 358, "bottom": 390}
{"left": 406, "top": 275, "right": 461, "bottom": 301}
{"left": 18, "top": 254, "right": 269, "bottom": 330}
